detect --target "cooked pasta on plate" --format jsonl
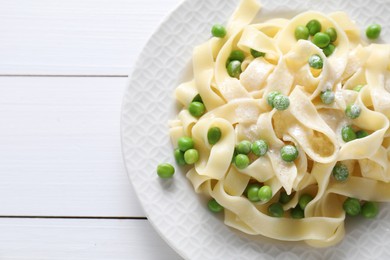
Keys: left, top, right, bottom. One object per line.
{"left": 167, "top": 0, "right": 390, "bottom": 247}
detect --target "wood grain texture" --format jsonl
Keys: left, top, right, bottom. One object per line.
{"left": 0, "top": 0, "right": 180, "bottom": 75}
{"left": 0, "top": 77, "right": 144, "bottom": 217}
{"left": 0, "top": 218, "right": 182, "bottom": 259}
{"left": 0, "top": 0, "right": 185, "bottom": 257}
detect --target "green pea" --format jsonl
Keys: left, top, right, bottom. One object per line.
{"left": 236, "top": 140, "right": 252, "bottom": 155}
{"left": 345, "top": 104, "right": 361, "bottom": 119}
{"left": 322, "top": 43, "right": 335, "bottom": 57}
{"left": 312, "top": 32, "right": 331, "bottom": 48}
{"left": 272, "top": 94, "right": 290, "bottom": 111}
{"left": 356, "top": 130, "right": 369, "bottom": 139}
{"left": 341, "top": 125, "right": 357, "bottom": 142}
{"left": 208, "top": 198, "right": 224, "bottom": 213}
{"left": 353, "top": 85, "right": 364, "bottom": 92}
{"left": 234, "top": 154, "right": 250, "bottom": 169}
{"left": 320, "top": 90, "right": 335, "bottom": 104}
{"left": 192, "top": 94, "right": 203, "bottom": 103}
{"left": 332, "top": 163, "right": 349, "bottom": 181}
{"left": 250, "top": 48, "right": 265, "bottom": 58}
{"left": 308, "top": 54, "right": 323, "bottom": 69}
{"left": 157, "top": 163, "right": 175, "bottom": 178}
{"left": 299, "top": 194, "right": 313, "bottom": 210}
{"left": 229, "top": 50, "right": 245, "bottom": 62}
{"left": 178, "top": 137, "right": 194, "bottom": 152}
{"left": 280, "top": 145, "right": 299, "bottom": 162}
{"left": 306, "top": 19, "right": 322, "bottom": 36}
{"left": 279, "top": 191, "right": 292, "bottom": 204}
{"left": 343, "top": 197, "right": 361, "bottom": 216}
{"left": 211, "top": 24, "right": 227, "bottom": 38}
{"left": 231, "top": 148, "right": 238, "bottom": 163}
{"left": 227, "top": 60, "right": 242, "bottom": 78}
{"left": 251, "top": 139, "right": 268, "bottom": 156}
{"left": 244, "top": 182, "right": 255, "bottom": 194}
{"left": 174, "top": 148, "right": 186, "bottom": 166}
{"left": 266, "top": 91, "right": 281, "bottom": 107}
{"left": 189, "top": 101, "right": 206, "bottom": 117}
{"left": 295, "top": 25, "right": 310, "bottom": 40}
{"left": 325, "top": 27, "right": 337, "bottom": 42}
{"left": 247, "top": 183, "right": 261, "bottom": 202}
{"left": 291, "top": 207, "right": 304, "bottom": 219}
{"left": 184, "top": 149, "right": 199, "bottom": 164}
{"left": 366, "top": 24, "right": 381, "bottom": 40}
{"left": 258, "top": 185, "right": 272, "bottom": 202}
{"left": 207, "top": 127, "right": 222, "bottom": 145}
{"left": 361, "top": 201, "right": 379, "bottom": 218}
{"left": 268, "top": 202, "right": 284, "bottom": 217}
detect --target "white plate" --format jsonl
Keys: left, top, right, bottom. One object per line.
{"left": 121, "top": 0, "right": 390, "bottom": 259}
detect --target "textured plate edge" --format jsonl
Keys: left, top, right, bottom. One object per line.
{"left": 120, "top": 0, "right": 189, "bottom": 259}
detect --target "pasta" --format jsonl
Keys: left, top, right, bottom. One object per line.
{"left": 168, "top": 0, "right": 390, "bottom": 247}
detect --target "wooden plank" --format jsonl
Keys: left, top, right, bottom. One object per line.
{"left": 0, "top": 218, "right": 182, "bottom": 259}
{"left": 0, "top": 76, "right": 144, "bottom": 217}
{"left": 0, "top": 0, "right": 180, "bottom": 75}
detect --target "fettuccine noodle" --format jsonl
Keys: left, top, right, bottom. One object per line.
{"left": 169, "top": 0, "right": 390, "bottom": 247}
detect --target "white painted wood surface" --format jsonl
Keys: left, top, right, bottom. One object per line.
{"left": 0, "top": 0, "right": 180, "bottom": 75}
{"left": 0, "top": 218, "right": 181, "bottom": 259}
{"left": 0, "top": 0, "right": 183, "bottom": 258}
{"left": 0, "top": 77, "right": 144, "bottom": 217}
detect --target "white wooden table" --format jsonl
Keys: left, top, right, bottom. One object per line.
{"left": 0, "top": 0, "right": 183, "bottom": 259}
